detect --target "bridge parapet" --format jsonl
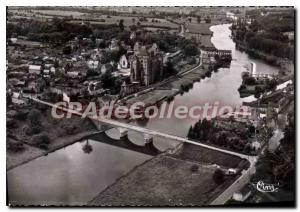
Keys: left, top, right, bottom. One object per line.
{"left": 143, "top": 133, "right": 153, "bottom": 143}
{"left": 118, "top": 127, "right": 128, "bottom": 137}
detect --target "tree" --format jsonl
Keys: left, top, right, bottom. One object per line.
{"left": 255, "top": 85, "right": 262, "bottom": 93}
{"left": 217, "top": 132, "right": 228, "bottom": 146}
{"left": 200, "top": 118, "right": 211, "bottom": 141}
{"left": 63, "top": 45, "right": 72, "bottom": 55}
{"left": 205, "top": 17, "right": 211, "bottom": 23}
{"left": 244, "top": 76, "right": 257, "bottom": 85}
{"left": 188, "top": 126, "right": 194, "bottom": 139}
{"left": 101, "top": 71, "right": 115, "bottom": 89}
{"left": 28, "top": 109, "right": 41, "bottom": 126}
{"left": 32, "top": 133, "right": 50, "bottom": 149}
{"left": 197, "top": 16, "right": 201, "bottom": 23}
{"left": 243, "top": 143, "right": 252, "bottom": 154}
{"left": 267, "top": 78, "right": 277, "bottom": 90}
{"left": 130, "top": 24, "right": 137, "bottom": 32}
{"left": 163, "top": 61, "right": 176, "bottom": 78}
{"left": 213, "top": 168, "right": 225, "bottom": 184}
{"left": 6, "top": 92, "right": 12, "bottom": 107}
{"left": 183, "top": 44, "right": 199, "bottom": 56}
{"left": 119, "top": 19, "right": 125, "bottom": 31}
{"left": 190, "top": 164, "right": 199, "bottom": 173}
{"left": 82, "top": 139, "right": 93, "bottom": 154}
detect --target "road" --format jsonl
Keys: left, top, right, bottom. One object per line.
{"left": 210, "top": 162, "right": 256, "bottom": 205}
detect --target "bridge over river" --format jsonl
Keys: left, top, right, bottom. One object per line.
{"left": 26, "top": 95, "right": 257, "bottom": 205}
{"left": 27, "top": 96, "right": 255, "bottom": 163}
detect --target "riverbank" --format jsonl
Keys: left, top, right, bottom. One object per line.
{"left": 125, "top": 65, "right": 213, "bottom": 106}
{"left": 235, "top": 40, "right": 294, "bottom": 72}
{"left": 7, "top": 108, "right": 100, "bottom": 170}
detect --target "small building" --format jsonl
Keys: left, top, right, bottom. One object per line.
{"left": 118, "top": 55, "right": 129, "bottom": 69}
{"left": 120, "top": 81, "right": 140, "bottom": 97}
{"left": 109, "top": 39, "right": 120, "bottom": 51}
{"left": 87, "top": 60, "right": 100, "bottom": 70}
{"left": 232, "top": 185, "right": 252, "bottom": 202}
{"left": 43, "top": 69, "right": 50, "bottom": 75}
{"left": 66, "top": 71, "right": 80, "bottom": 78}
{"left": 11, "top": 91, "right": 25, "bottom": 105}
{"left": 225, "top": 168, "right": 237, "bottom": 176}
{"left": 28, "top": 65, "right": 41, "bottom": 74}
{"left": 50, "top": 67, "right": 56, "bottom": 74}
{"left": 130, "top": 32, "right": 136, "bottom": 40}
{"left": 251, "top": 141, "right": 261, "bottom": 151}
{"left": 27, "top": 79, "right": 45, "bottom": 93}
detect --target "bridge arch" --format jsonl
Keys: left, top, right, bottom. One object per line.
{"left": 104, "top": 127, "right": 161, "bottom": 154}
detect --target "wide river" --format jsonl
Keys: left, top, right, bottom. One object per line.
{"left": 7, "top": 24, "right": 280, "bottom": 205}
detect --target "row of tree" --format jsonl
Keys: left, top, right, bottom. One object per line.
{"left": 188, "top": 118, "right": 257, "bottom": 155}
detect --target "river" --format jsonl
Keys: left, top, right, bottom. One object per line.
{"left": 7, "top": 24, "right": 280, "bottom": 205}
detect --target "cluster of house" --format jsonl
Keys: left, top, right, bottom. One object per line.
{"left": 7, "top": 33, "right": 168, "bottom": 107}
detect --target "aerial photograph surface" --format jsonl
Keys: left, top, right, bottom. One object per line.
{"left": 6, "top": 6, "right": 295, "bottom": 207}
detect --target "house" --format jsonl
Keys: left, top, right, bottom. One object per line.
{"left": 118, "top": 55, "right": 129, "bottom": 69}
{"left": 66, "top": 71, "right": 80, "bottom": 78}
{"left": 120, "top": 81, "right": 140, "bottom": 97}
{"left": 109, "top": 39, "right": 120, "bottom": 51}
{"left": 27, "top": 78, "right": 45, "bottom": 93}
{"left": 225, "top": 168, "right": 237, "bottom": 176}
{"left": 232, "top": 185, "right": 252, "bottom": 202}
{"left": 283, "top": 31, "right": 294, "bottom": 41}
{"left": 11, "top": 91, "right": 26, "bottom": 105}
{"left": 50, "top": 67, "right": 56, "bottom": 74}
{"left": 251, "top": 141, "right": 261, "bottom": 151}
{"left": 87, "top": 60, "right": 100, "bottom": 70}
{"left": 130, "top": 32, "right": 136, "bottom": 40}
{"left": 28, "top": 65, "right": 41, "bottom": 74}
{"left": 10, "top": 38, "right": 18, "bottom": 44}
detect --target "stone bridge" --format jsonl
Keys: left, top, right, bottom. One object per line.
{"left": 90, "top": 120, "right": 161, "bottom": 156}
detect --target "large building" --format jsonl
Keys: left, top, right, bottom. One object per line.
{"left": 129, "top": 43, "right": 163, "bottom": 86}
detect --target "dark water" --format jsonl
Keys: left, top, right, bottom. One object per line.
{"left": 7, "top": 24, "right": 280, "bottom": 205}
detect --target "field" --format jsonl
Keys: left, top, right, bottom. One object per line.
{"left": 9, "top": 8, "right": 179, "bottom": 29}
{"left": 174, "top": 143, "right": 250, "bottom": 169}
{"left": 89, "top": 154, "right": 236, "bottom": 206}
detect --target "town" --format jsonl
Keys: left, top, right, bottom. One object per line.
{"left": 6, "top": 6, "right": 295, "bottom": 207}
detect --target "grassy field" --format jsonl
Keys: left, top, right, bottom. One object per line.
{"left": 10, "top": 9, "right": 179, "bottom": 29}
{"left": 174, "top": 143, "right": 250, "bottom": 169}
{"left": 89, "top": 154, "right": 236, "bottom": 206}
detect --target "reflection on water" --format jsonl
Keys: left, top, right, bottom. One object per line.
{"left": 7, "top": 140, "right": 152, "bottom": 205}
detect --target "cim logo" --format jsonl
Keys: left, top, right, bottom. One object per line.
{"left": 253, "top": 181, "right": 280, "bottom": 193}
